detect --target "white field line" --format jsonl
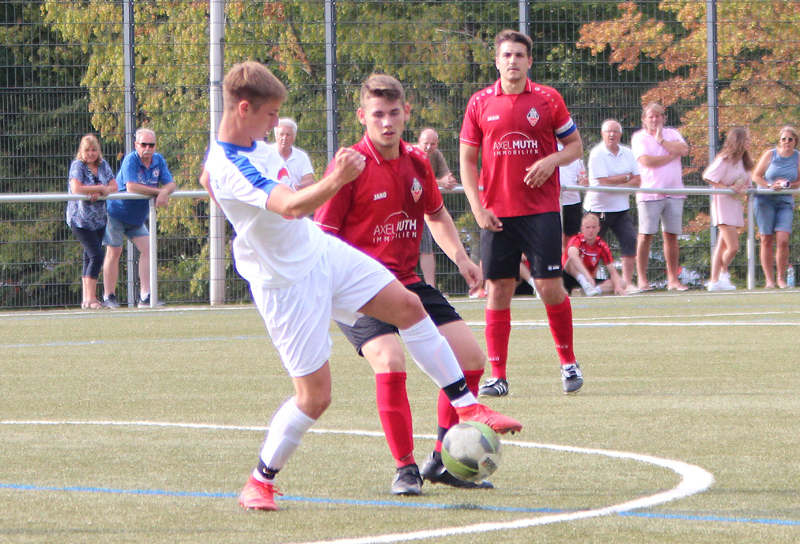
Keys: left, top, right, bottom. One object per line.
{"left": 1, "top": 420, "right": 714, "bottom": 544}
{"left": 464, "top": 320, "right": 800, "bottom": 328}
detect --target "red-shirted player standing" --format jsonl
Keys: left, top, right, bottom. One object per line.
{"left": 315, "top": 74, "right": 520, "bottom": 495}
{"left": 460, "top": 29, "right": 585, "bottom": 396}
{"left": 562, "top": 214, "right": 626, "bottom": 296}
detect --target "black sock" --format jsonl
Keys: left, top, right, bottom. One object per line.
{"left": 441, "top": 377, "right": 470, "bottom": 402}
{"left": 256, "top": 459, "right": 278, "bottom": 480}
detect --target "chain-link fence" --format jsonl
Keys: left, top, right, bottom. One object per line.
{"left": 2, "top": 0, "right": 800, "bottom": 308}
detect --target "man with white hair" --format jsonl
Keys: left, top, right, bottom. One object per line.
{"left": 271, "top": 118, "right": 315, "bottom": 190}
{"left": 103, "top": 128, "right": 174, "bottom": 308}
{"left": 584, "top": 119, "right": 641, "bottom": 291}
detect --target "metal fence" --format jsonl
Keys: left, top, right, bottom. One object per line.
{"left": 2, "top": 0, "right": 800, "bottom": 308}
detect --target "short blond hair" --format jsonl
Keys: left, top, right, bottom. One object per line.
{"left": 223, "top": 61, "right": 287, "bottom": 111}
{"left": 642, "top": 101, "right": 666, "bottom": 119}
{"left": 582, "top": 213, "right": 600, "bottom": 227}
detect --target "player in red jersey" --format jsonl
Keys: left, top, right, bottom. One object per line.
{"left": 562, "top": 214, "right": 626, "bottom": 296}
{"left": 315, "top": 74, "right": 514, "bottom": 494}
{"left": 460, "top": 29, "right": 585, "bottom": 396}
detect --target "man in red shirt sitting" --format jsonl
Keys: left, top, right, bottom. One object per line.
{"left": 562, "top": 214, "right": 626, "bottom": 296}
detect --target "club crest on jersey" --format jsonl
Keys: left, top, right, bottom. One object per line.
{"left": 410, "top": 178, "right": 423, "bottom": 202}
{"left": 526, "top": 108, "right": 540, "bottom": 127}
{"left": 278, "top": 166, "right": 291, "bottom": 185}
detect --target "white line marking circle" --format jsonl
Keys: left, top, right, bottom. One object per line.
{"left": 1, "top": 420, "right": 714, "bottom": 543}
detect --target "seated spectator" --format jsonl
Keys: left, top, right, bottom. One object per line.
{"left": 562, "top": 214, "right": 626, "bottom": 296}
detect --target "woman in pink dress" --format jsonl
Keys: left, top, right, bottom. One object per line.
{"left": 703, "top": 128, "right": 753, "bottom": 291}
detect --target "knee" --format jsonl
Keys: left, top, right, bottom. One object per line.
{"left": 391, "top": 291, "right": 427, "bottom": 329}
{"left": 365, "top": 349, "right": 406, "bottom": 374}
{"left": 459, "top": 346, "right": 486, "bottom": 372}
{"left": 296, "top": 392, "right": 331, "bottom": 420}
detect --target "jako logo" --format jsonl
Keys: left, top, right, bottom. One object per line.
{"left": 374, "top": 192, "right": 387, "bottom": 201}
{"left": 487, "top": 115, "right": 500, "bottom": 122}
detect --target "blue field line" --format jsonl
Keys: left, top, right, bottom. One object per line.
{"left": 3, "top": 482, "right": 799, "bottom": 527}
{"left": 621, "top": 510, "right": 800, "bottom": 527}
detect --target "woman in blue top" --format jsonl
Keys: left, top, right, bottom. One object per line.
{"left": 67, "top": 134, "right": 118, "bottom": 308}
{"left": 752, "top": 126, "right": 800, "bottom": 288}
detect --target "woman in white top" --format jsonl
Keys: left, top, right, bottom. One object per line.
{"left": 702, "top": 128, "right": 752, "bottom": 291}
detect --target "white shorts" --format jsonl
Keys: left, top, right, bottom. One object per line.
{"left": 250, "top": 236, "right": 394, "bottom": 378}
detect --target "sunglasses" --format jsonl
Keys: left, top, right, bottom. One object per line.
{"left": 137, "top": 142, "right": 156, "bottom": 148}
{"left": 780, "top": 137, "right": 795, "bottom": 142}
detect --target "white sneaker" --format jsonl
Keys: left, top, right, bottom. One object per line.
{"left": 718, "top": 273, "right": 736, "bottom": 290}
{"left": 707, "top": 281, "right": 725, "bottom": 292}
{"left": 591, "top": 285, "right": 603, "bottom": 296}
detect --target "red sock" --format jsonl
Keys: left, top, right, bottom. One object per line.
{"left": 375, "top": 372, "right": 415, "bottom": 468}
{"left": 434, "top": 369, "right": 484, "bottom": 452}
{"left": 485, "top": 308, "right": 511, "bottom": 380}
{"left": 545, "top": 296, "right": 575, "bottom": 364}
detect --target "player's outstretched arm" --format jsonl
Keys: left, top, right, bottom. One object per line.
{"left": 267, "top": 148, "right": 365, "bottom": 218}
{"left": 425, "top": 207, "right": 483, "bottom": 291}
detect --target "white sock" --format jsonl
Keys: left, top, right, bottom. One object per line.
{"left": 576, "top": 273, "right": 593, "bottom": 291}
{"left": 526, "top": 278, "right": 536, "bottom": 289}
{"left": 258, "top": 398, "right": 316, "bottom": 475}
{"left": 398, "top": 316, "right": 465, "bottom": 389}
{"left": 140, "top": 292, "right": 149, "bottom": 300}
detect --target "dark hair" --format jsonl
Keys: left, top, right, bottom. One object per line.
{"left": 360, "top": 73, "right": 405, "bottom": 108}
{"left": 494, "top": 29, "right": 532, "bottom": 57}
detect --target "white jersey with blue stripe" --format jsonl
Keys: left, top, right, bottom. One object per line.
{"left": 204, "top": 140, "right": 326, "bottom": 288}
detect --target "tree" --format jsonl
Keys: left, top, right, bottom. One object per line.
{"left": 577, "top": 0, "right": 800, "bottom": 164}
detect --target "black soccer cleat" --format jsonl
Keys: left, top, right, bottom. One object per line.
{"left": 561, "top": 362, "right": 584, "bottom": 394}
{"left": 478, "top": 377, "right": 509, "bottom": 397}
{"left": 420, "top": 452, "right": 494, "bottom": 489}
{"left": 391, "top": 464, "right": 423, "bottom": 496}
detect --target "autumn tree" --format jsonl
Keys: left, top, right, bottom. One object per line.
{"left": 577, "top": 0, "right": 800, "bottom": 164}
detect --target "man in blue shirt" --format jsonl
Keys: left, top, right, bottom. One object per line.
{"left": 102, "top": 128, "right": 175, "bottom": 308}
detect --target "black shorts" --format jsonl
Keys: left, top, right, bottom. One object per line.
{"left": 337, "top": 281, "right": 461, "bottom": 356}
{"left": 594, "top": 210, "right": 637, "bottom": 257}
{"left": 561, "top": 203, "right": 583, "bottom": 238}
{"left": 562, "top": 271, "right": 583, "bottom": 294}
{"left": 481, "top": 212, "right": 563, "bottom": 280}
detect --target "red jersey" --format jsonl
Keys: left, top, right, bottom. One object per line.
{"left": 314, "top": 135, "right": 444, "bottom": 286}
{"left": 460, "top": 79, "right": 576, "bottom": 218}
{"left": 561, "top": 234, "right": 614, "bottom": 276}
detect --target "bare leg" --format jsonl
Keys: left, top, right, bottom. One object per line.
{"left": 131, "top": 235, "right": 150, "bottom": 295}
{"left": 621, "top": 255, "right": 635, "bottom": 288}
{"left": 102, "top": 245, "right": 122, "bottom": 298}
{"left": 717, "top": 224, "right": 740, "bottom": 276}
{"left": 663, "top": 232, "right": 685, "bottom": 289}
{"left": 760, "top": 234, "right": 775, "bottom": 287}
{"left": 775, "top": 231, "right": 791, "bottom": 287}
{"left": 636, "top": 233, "right": 653, "bottom": 289}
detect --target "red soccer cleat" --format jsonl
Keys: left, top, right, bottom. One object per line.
{"left": 455, "top": 403, "right": 522, "bottom": 435}
{"left": 238, "top": 475, "right": 282, "bottom": 511}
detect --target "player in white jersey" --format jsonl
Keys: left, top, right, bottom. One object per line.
{"left": 201, "top": 61, "right": 522, "bottom": 511}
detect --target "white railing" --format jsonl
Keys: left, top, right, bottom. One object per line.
{"left": 1, "top": 185, "right": 794, "bottom": 304}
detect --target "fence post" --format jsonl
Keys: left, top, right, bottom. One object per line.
{"left": 149, "top": 199, "right": 158, "bottom": 307}
{"left": 208, "top": 0, "right": 226, "bottom": 306}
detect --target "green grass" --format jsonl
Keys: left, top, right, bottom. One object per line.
{"left": 1, "top": 291, "right": 799, "bottom": 543}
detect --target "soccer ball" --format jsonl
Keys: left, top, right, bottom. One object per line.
{"left": 441, "top": 421, "right": 502, "bottom": 482}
